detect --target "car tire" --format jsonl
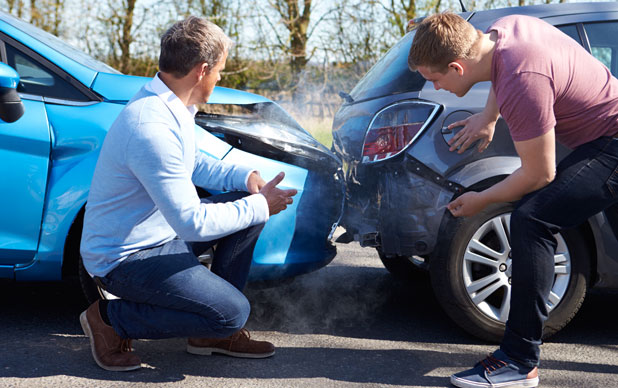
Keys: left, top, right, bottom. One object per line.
{"left": 78, "top": 256, "right": 120, "bottom": 304}
{"left": 430, "top": 202, "right": 590, "bottom": 343}
{"left": 78, "top": 256, "right": 101, "bottom": 304}
{"left": 377, "top": 249, "right": 427, "bottom": 281}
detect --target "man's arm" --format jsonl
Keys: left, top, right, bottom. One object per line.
{"left": 127, "top": 124, "right": 269, "bottom": 241}
{"left": 448, "top": 88, "right": 500, "bottom": 153}
{"left": 448, "top": 129, "right": 556, "bottom": 217}
{"left": 192, "top": 147, "right": 256, "bottom": 192}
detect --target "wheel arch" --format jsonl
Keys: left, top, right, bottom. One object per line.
{"left": 429, "top": 173, "right": 599, "bottom": 282}
{"left": 428, "top": 174, "right": 510, "bottom": 269}
{"left": 61, "top": 205, "right": 85, "bottom": 280}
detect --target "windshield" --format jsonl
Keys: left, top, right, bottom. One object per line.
{"left": 0, "top": 11, "right": 120, "bottom": 74}
{"left": 349, "top": 30, "right": 426, "bottom": 101}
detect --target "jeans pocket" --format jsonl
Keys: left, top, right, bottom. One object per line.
{"left": 606, "top": 167, "right": 618, "bottom": 198}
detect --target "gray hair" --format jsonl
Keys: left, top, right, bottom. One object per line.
{"left": 159, "top": 16, "right": 233, "bottom": 77}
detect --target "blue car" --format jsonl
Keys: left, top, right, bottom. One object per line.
{"left": 0, "top": 11, "right": 344, "bottom": 301}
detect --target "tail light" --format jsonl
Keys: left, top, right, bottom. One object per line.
{"left": 362, "top": 101, "right": 440, "bottom": 163}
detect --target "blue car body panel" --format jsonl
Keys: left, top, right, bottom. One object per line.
{"left": 14, "top": 101, "right": 122, "bottom": 281}
{"left": 91, "top": 73, "right": 273, "bottom": 105}
{"left": 207, "top": 86, "right": 271, "bottom": 105}
{"left": 222, "top": 148, "right": 306, "bottom": 264}
{"left": 0, "top": 99, "right": 50, "bottom": 265}
{"left": 91, "top": 73, "right": 149, "bottom": 102}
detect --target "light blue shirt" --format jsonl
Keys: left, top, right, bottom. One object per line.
{"left": 80, "top": 74, "right": 269, "bottom": 277}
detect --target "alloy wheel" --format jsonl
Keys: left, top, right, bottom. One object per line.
{"left": 462, "top": 212, "right": 571, "bottom": 323}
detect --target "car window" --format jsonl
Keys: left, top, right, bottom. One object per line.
{"left": 583, "top": 21, "right": 618, "bottom": 77}
{"left": 556, "top": 24, "right": 580, "bottom": 45}
{"left": 348, "top": 31, "right": 426, "bottom": 102}
{"left": 4, "top": 42, "right": 89, "bottom": 101}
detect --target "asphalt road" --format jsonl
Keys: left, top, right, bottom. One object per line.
{"left": 1, "top": 242, "right": 617, "bottom": 388}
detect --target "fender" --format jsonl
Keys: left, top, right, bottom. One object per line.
{"left": 447, "top": 156, "right": 521, "bottom": 188}
{"left": 14, "top": 151, "right": 98, "bottom": 281}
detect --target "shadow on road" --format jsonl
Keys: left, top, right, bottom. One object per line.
{"left": 0, "top": 260, "right": 616, "bottom": 385}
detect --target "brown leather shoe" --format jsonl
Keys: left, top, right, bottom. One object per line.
{"left": 187, "top": 328, "right": 275, "bottom": 358}
{"left": 80, "top": 300, "right": 141, "bottom": 371}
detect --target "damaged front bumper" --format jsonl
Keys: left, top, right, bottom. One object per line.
{"left": 195, "top": 107, "right": 345, "bottom": 280}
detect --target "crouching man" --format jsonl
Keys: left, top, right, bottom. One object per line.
{"left": 79, "top": 16, "right": 296, "bottom": 371}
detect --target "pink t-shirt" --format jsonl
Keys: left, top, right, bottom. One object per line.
{"left": 489, "top": 15, "right": 618, "bottom": 149}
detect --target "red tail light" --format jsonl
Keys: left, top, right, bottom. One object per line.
{"left": 361, "top": 101, "right": 440, "bottom": 163}
{"left": 362, "top": 123, "right": 424, "bottom": 162}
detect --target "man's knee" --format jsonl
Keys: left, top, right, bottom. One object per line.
{"left": 224, "top": 295, "right": 250, "bottom": 331}
{"left": 204, "top": 294, "right": 250, "bottom": 337}
{"left": 247, "top": 222, "right": 266, "bottom": 239}
{"left": 510, "top": 205, "right": 533, "bottom": 230}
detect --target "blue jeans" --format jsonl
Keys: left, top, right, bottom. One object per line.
{"left": 97, "top": 192, "right": 265, "bottom": 340}
{"left": 501, "top": 136, "right": 618, "bottom": 367}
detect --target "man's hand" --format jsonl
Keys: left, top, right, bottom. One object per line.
{"left": 448, "top": 112, "right": 497, "bottom": 154}
{"left": 447, "top": 191, "right": 489, "bottom": 218}
{"left": 259, "top": 172, "right": 298, "bottom": 216}
{"left": 247, "top": 171, "right": 266, "bottom": 194}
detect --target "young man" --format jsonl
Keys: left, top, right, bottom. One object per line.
{"left": 79, "top": 17, "right": 297, "bottom": 371}
{"left": 409, "top": 12, "right": 618, "bottom": 388}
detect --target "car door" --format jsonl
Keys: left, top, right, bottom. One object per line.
{"left": 0, "top": 40, "right": 51, "bottom": 271}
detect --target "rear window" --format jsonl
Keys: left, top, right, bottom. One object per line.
{"left": 349, "top": 30, "right": 426, "bottom": 102}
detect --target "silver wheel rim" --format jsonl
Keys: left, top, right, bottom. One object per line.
{"left": 462, "top": 212, "right": 571, "bottom": 323}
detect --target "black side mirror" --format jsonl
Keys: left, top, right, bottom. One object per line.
{"left": 0, "top": 63, "right": 24, "bottom": 123}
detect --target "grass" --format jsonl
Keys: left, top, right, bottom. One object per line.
{"left": 294, "top": 116, "right": 334, "bottom": 149}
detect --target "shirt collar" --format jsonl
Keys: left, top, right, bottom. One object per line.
{"left": 145, "top": 73, "right": 197, "bottom": 126}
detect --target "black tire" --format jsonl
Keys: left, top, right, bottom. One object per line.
{"left": 78, "top": 255, "right": 102, "bottom": 304}
{"left": 377, "top": 249, "right": 428, "bottom": 282}
{"left": 430, "top": 202, "right": 590, "bottom": 343}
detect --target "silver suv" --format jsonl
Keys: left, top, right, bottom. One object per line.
{"left": 332, "top": 2, "right": 618, "bottom": 342}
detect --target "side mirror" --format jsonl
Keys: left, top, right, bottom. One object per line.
{"left": 0, "top": 62, "right": 24, "bottom": 123}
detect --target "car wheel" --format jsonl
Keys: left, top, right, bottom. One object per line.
{"left": 78, "top": 256, "right": 118, "bottom": 304}
{"left": 377, "top": 249, "right": 427, "bottom": 281}
{"left": 430, "top": 202, "right": 590, "bottom": 343}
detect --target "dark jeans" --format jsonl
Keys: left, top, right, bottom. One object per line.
{"left": 501, "top": 136, "right": 618, "bottom": 367}
{"left": 97, "top": 192, "right": 265, "bottom": 340}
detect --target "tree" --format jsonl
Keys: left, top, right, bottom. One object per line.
{"left": 6, "top": 0, "right": 24, "bottom": 18}
{"left": 29, "top": 0, "right": 64, "bottom": 35}
{"left": 381, "top": 0, "right": 417, "bottom": 37}
{"left": 97, "top": 0, "right": 156, "bottom": 75}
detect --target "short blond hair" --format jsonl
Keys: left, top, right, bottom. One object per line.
{"left": 408, "top": 12, "right": 481, "bottom": 73}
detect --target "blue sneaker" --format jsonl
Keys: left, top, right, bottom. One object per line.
{"left": 450, "top": 350, "right": 539, "bottom": 388}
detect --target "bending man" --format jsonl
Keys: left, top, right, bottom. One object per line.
{"left": 409, "top": 12, "right": 618, "bottom": 388}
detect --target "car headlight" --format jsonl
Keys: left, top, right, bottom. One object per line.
{"left": 361, "top": 100, "right": 440, "bottom": 163}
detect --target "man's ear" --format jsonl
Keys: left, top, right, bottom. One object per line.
{"left": 196, "top": 62, "right": 209, "bottom": 79}
{"left": 448, "top": 61, "right": 465, "bottom": 76}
